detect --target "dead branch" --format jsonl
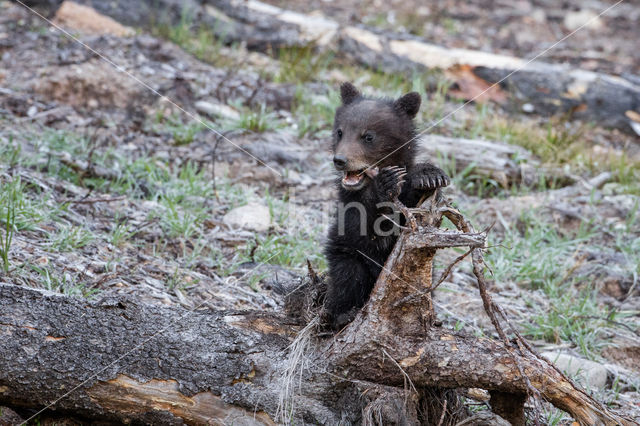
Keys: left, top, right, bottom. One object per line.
{"left": 0, "top": 196, "right": 633, "bottom": 425}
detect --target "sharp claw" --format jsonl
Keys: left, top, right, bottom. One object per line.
{"left": 437, "top": 177, "right": 443, "bottom": 187}
{"left": 429, "top": 178, "right": 435, "bottom": 187}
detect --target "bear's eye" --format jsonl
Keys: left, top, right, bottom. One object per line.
{"left": 336, "top": 129, "right": 343, "bottom": 139}
{"left": 363, "top": 131, "right": 375, "bottom": 143}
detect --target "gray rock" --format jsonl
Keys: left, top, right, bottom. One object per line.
{"left": 223, "top": 202, "right": 271, "bottom": 232}
{"left": 542, "top": 352, "right": 608, "bottom": 389}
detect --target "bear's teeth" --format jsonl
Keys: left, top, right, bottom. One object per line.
{"left": 342, "top": 171, "right": 363, "bottom": 186}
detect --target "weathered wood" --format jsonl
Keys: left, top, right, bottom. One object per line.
{"left": 0, "top": 195, "right": 632, "bottom": 425}
{"left": 0, "top": 284, "right": 300, "bottom": 424}
{"left": 416, "top": 135, "right": 560, "bottom": 188}
{"left": 1, "top": 282, "right": 629, "bottom": 425}
{"left": 404, "top": 227, "right": 485, "bottom": 250}
{"left": 18, "top": 0, "right": 640, "bottom": 130}
{"left": 215, "top": 0, "right": 640, "bottom": 132}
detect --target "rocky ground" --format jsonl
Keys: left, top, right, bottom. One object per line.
{"left": 0, "top": 0, "right": 639, "bottom": 423}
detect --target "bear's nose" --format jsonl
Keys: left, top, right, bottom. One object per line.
{"left": 333, "top": 155, "right": 347, "bottom": 170}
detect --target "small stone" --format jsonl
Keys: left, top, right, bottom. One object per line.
{"left": 195, "top": 100, "right": 241, "bottom": 120}
{"left": 26, "top": 105, "right": 38, "bottom": 117}
{"left": 542, "top": 352, "right": 608, "bottom": 389}
{"left": 563, "top": 9, "right": 603, "bottom": 32}
{"left": 223, "top": 202, "right": 271, "bottom": 232}
{"left": 521, "top": 103, "right": 535, "bottom": 113}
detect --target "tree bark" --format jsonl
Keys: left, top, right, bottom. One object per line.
{"left": 415, "top": 135, "right": 570, "bottom": 188}
{"left": 0, "top": 198, "right": 632, "bottom": 425}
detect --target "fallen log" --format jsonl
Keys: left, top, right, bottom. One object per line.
{"left": 415, "top": 135, "right": 566, "bottom": 188}
{"left": 206, "top": 0, "right": 640, "bottom": 133}
{"left": 0, "top": 195, "right": 632, "bottom": 425}
{"left": 16, "top": 0, "right": 640, "bottom": 131}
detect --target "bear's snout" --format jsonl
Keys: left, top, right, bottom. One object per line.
{"left": 333, "top": 155, "right": 347, "bottom": 170}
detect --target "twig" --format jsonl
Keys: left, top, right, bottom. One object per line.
{"left": 58, "top": 156, "right": 120, "bottom": 181}
{"left": 211, "top": 133, "right": 223, "bottom": 202}
{"left": 61, "top": 196, "right": 126, "bottom": 204}
{"left": 17, "top": 106, "right": 68, "bottom": 122}
{"left": 306, "top": 259, "right": 318, "bottom": 285}
{"left": 441, "top": 201, "right": 543, "bottom": 424}
{"left": 472, "top": 249, "right": 542, "bottom": 426}
{"left": 381, "top": 213, "right": 408, "bottom": 231}
{"left": 381, "top": 347, "right": 418, "bottom": 395}
{"left": 433, "top": 247, "right": 473, "bottom": 291}
{"left": 393, "top": 198, "right": 418, "bottom": 231}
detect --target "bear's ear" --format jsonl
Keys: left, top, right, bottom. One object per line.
{"left": 340, "top": 82, "right": 361, "bottom": 105}
{"left": 393, "top": 92, "right": 421, "bottom": 118}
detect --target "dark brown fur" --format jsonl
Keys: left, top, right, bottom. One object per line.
{"left": 324, "top": 82, "right": 449, "bottom": 329}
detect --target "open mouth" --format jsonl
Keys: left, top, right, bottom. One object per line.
{"left": 341, "top": 169, "right": 367, "bottom": 189}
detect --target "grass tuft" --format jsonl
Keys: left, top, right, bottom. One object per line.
{"left": 274, "top": 46, "right": 334, "bottom": 84}
{"left": 485, "top": 210, "right": 633, "bottom": 358}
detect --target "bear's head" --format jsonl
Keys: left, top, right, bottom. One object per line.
{"left": 332, "top": 82, "right": 420, "bottom": 191}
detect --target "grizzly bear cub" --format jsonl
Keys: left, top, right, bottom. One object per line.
{"left": 324, "top": 82, "right": 449, "bottom": 329}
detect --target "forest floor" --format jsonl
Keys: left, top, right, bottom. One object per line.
{"left": 0, "top": 0, "right": 639, "bottom": 423}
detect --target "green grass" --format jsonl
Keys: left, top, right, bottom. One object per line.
{"left": 485, "top": 210, "right": 627, "bottom": 358}
{"left": 0, "top": 136, "right": 22, "bottom": 167}
{"left": 1, "top": 129, "right": 259, "bottom": 266}
{"left": 0, "top": 177, "right": 65, "bottom": 268}
{"left": 292, "top": 85, "right": 340, "bottom": 138}
{"left": 0, "top": 179, "right": 17, "bottom": 273}
{"left": 146, "top": 161, "right": 219, "bottom": 240}
{"left": 12, "top": 127, "right": 220, "bottom": 203}
{"left": 154, "top": 197, "right": 207, "bottom": 240}
{"left": 21, "top": 129, "right": 126, "bottom": 194}
{"left": 152, "top": 114, "right": 204, "bottom": 145}
{"left": 47, "top": 224, "right": 94, "bottom": 252}
{"left": 439, "top": 155, "right": 503, "bottom": 198}
{"left": 455, "top": 103, "right": 640, "bottom": 182}
{"left": 109, "top": 220, "right": 136, "bottom": 248}
{"left": 274, "top": 46, "right": 335, "bottom": 84}
{"left": 458, "top": 104, "right": 588, "bottom": 165}
{"left": 26, "top": 263, "right": 98, "bottom": 298}
{"left": 229, "top": 103, "right": 282, "bottom": 133}
{"left": 543, "top": 406, "right": 571, "bottom": 426}
{"left": 1, "top": 129, "right": 255, "bottom": 284}
{"left": 208, "top": 246, "right": 241, "bottom": 277}
{"left": 151, "top": 13, "right": 237, "bottom": 69}
{"left": 446, "top": 103, "right": 640, "bottom": 196}
{"left": 242, "top": 232, "right": 326, "bottom": 271}
{"left": 215, "top": 179, "right": 253, "bottom": 208}
{"left": 247, "top": 270, "right": 269, "bottom": 292}
{"left": 609, "top": 154, "right": 640, "bottom": 195}
{"left": 487, "top": 216, "right": 593, "bottom": 290}
{"left": 226, "top": 188, "right": 328, "bottom": 272}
